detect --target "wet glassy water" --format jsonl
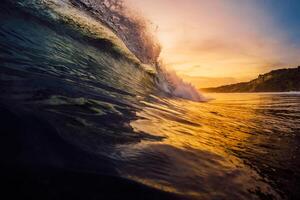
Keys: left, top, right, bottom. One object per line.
{"left": 119, "top": 93, "right": 300, "bottom": 199}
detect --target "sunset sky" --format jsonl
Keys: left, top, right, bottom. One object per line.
{"left": 127, "top": 0, "right": 300, "bottom": 87}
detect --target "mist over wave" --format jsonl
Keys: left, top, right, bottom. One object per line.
{"left": 69, "top": 0, "right": 161, "bottom": 64}
{"left": 70, "top": 0, "right": 206, "bottom": 102}
{"left": 155, "top": 63, "right": 207, "bottom": 102}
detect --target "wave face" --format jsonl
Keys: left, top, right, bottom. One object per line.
{"left": 0, "top": 0, "right": 162, "bottom": 164}
{"left": 12, "top": 0, "right": 203, "bottom": 102}
{"left": 1, "top": 1, "right": 299, "bottom": 200}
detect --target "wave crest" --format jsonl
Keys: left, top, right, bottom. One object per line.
{"left": 70, "top": 0, "right": 161, "bottom": 64}
{"left": 13, "top": 0, "right": 205, "bottom": 102}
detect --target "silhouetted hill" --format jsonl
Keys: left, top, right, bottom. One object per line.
{"left": 202, "top": 66, "right": 300, "bottom": 93}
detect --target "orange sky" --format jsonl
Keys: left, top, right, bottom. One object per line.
{"left": 127, "top": 0, "right": 300, "bottom": 87}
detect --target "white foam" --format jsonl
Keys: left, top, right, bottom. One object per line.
{"left": 156, "top": 65, "right": 207, "bottom": 102}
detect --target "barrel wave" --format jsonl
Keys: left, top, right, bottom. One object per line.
{"left": 1, "top": 1, "right": 300, "bottom": 200}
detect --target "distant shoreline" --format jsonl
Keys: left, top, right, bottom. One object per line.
{"left": 201, "top": 66, "right": 300, "bottom": 93}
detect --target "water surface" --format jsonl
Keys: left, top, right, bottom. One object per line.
{"left": 1, "top": 2, "right": 300, "bottom": 199}
{"left": 121, "top": 93, "right": 300, "bottom": 199}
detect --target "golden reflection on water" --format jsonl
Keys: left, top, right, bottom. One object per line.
{"left": 131, "top": 93, "right": 260, "bottom": 156}
{"left": 123, "top": 93, "right": 300, "bottom": 199}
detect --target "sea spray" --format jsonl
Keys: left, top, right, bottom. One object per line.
{"left": 72, "top": 0, "right": 206, "bottom": 102}
{"left": 155, "top": 62, "right": 207, "bottom": 102}
{"left": 69, "top": 0, "right": 161, "bottom": 64}
{"left": 14, "top": 0, "right": 206, "bottom": 102}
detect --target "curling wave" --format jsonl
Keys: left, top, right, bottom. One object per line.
{"left": 11, "top": 0, "right": 205, "bottom": 102}
{"left": 1, "top": 1, "right": 297, "bottom": 199}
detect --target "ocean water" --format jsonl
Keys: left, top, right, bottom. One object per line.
{"left": 1, "top": 1, "right": 300, "bottom": 200}
{"left": 123, "top": 92, "right": 300, "bottom": 199}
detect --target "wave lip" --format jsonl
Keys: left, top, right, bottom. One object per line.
{"left": 69, "top": 0, "right": 161, "bottom": 65}
{"left": 12, "top": 0, "right": 205, "bottom": 102}
{"left": 63, "top": 0, "right": 205, "bottom": 102}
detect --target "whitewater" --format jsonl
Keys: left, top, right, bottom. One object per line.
{"left": 12, "top": 0, "right": 204, "bottom": 102}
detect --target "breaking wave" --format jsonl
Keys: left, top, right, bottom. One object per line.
{"left": 1, "top": 1, "right": 297, "bottom": 199}
{"left": 11, "top": 0, "right": 205, "bottom": 102}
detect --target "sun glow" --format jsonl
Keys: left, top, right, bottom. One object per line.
{"left": 127, "top": 0, "right": 300, "bottom": 87}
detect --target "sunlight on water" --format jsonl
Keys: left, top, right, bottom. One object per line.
{"left": 119, "top": 93, "right": 300, "bottom": 199}
{"left": 1, "top": 2, "right": 300, "bottom": 199}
